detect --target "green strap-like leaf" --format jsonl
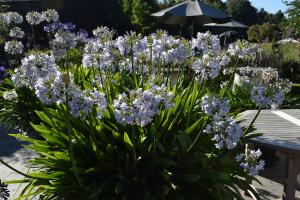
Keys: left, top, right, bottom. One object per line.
{"left": 175, "top": 174, "right": 200, "bottom": 182}
{"left": 115, "top": 180, "right": 126, "bottom": 194}
{"left": 200, "top": 171, "right": 230, "bottom": 180}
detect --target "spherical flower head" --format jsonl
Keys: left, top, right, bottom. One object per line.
{"left": 26, "top": 11, "right": 42, "bottom": 25}
{"left": 9, "top": 27, "right": 25, "bottom": 38}
{"left": 42, "top": 9, "right": 59, "bottom": 22}
{"left": 4, "top": 12, "right": 23, "bottom": 24}
{"left": 113, "top": 85, "right": 174, "bottom": 127}
{"left": 201, "top": 94, "right": 230, "bottom": 117}
{"left": 3, "top": 89, "right": 18, "bottom": 101}
{"left": 93, "top": 26, "right": 112, "bottom": 39}
{"left": 0, "top": 179, "right": 9, "bottom": 200}
{"left": 236, "top": 149, "right": 265, "bottom": 176}
{"left": 202, "top": 95, "right": 242, "bottom": 150}
{"left": 4, "top": 40, "right": 24, "bottom": 55}
{"left": 251, "top": 83, "right": 285, "bottom": 110}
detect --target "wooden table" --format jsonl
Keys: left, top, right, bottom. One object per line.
{"left": 238, "top": 109, "right": 300, "bottom": 200}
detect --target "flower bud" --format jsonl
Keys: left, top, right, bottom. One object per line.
{"left": 62, "top": 71, "right": 70, "bottom": 84}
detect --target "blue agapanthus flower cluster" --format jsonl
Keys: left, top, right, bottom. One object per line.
{"left": 112, "top": 84, "right": 175, "bottom": 127}
{"left": 191, "top": 32, "right": 231, "bottom": 81}
{"left": 68, "top": 87, "right": 107, "bottom": 121}
{"left": 0, "top": 62, "right": 7, "bottom": 82}
{"left": 44, "top": 21, "right": 75, "bottom": 32}
{"left": 77, "top": 29, "right": 88, "bottom": 38}
{"left": 251, "top": 83, "right": 284, "bottom": 110}
{"left": 201, "top": 95, "right": 243, "bottom": 149}
{"left": 236, "top": 149, "right": 265, "bottom": 176}
{"left": 0, "top": 179, "right": 9, "bottom": 200}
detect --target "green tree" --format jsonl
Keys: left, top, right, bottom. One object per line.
{"left": 226, "top": 0, "right": 237, "bottom": 10}
{"left": 122, "top": 0, "right": 155, "bottom": 34}
{"left": 247, "top": 22, "right": 278, "bottom": 42}
{"left": 227, "top": 0, "right": 257, "bottom": 26}
{"left": 203, "top": 0, "right": 227, "bottom": 12}
{"left": 280, "top": 0, "right": 300, "bottom": 34}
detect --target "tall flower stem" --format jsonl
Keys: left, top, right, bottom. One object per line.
{"left": 31, "top": 25, "right": 36, "bottom": 49}
{"left": 132, "top": 126, "right": 138, "bottom": 175}
{"left": 198, "top": 147, "right": 216, "bottom": 175}
{"left": 242, "top": 107, "right": 262, "bottom": 137}
{"left": 64, "top": 81, "right": 87, "bottom": 191}
{"left": 221, "top": 57, "right": 239, "bottom": 98}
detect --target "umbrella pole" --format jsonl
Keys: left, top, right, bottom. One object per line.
{"left": 173, "top": 24, "right": 174, "bottom": 36}
{"left": 191, "top": 19, "right": 194, "bottom": 40}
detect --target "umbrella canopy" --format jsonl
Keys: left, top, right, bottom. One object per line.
{"left": 219, "top": 30, "right": 244, "bottom": 38}
{"left": 151, "top": 0, "right": 231, "bottom": 25}
{"left": 203, "top": 19, "right": 248, "bottom": 28}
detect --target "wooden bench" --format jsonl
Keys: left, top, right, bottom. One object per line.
{"left": 238, "top": 109, "right": 300, "bottom": 200}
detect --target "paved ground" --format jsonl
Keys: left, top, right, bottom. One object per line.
{"left": 0, "top": 125, "right": 39, "bottom": 200}
{"left": 1, "top": 125, "right": 300, "bottom": 200}
{"left": 242, "top": 156, "right": 300, "bottom": 200}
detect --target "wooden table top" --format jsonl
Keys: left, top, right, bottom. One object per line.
{"left": 237, "top": 109, "right": 300, "bottom": 154}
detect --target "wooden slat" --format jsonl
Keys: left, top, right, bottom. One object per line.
{"left": 237, "top": 110, "right": 300, "bottom": 154}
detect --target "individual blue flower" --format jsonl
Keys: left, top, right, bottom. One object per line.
{"left": 64, "top": 22, "right": 75, "bottom": 30}
{"left": 113, "top": 29, "right": 118, "bottom": 36}
{"left": 44, "top": 23, "right": 54, "bottom": 32}
{"left": 52, "top": 21, "right": 63, "bottom": 30}
{"left": 0, "top": 65, "right": 7, "bottom": 82}
{"left": 77, "top": 29, "right": 88, "bottom": 37}
{"left": 0, "top": 179, "right": 10, "bottom": 200}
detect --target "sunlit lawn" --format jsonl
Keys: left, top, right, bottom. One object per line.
{"left": 291, "top": 83, "right": 300, "bottom": 97}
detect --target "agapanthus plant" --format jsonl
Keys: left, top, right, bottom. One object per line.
{"left": 4, "top": 12, "right": 23, "bottom": 24}
{"left": 11, "top": 53, "right": 59, "bottom": 89}
{"left": 191, "top": 32, "right": 231, "bottom": 81}
{"left": 228, "top": 39, "right": 259, "bottom": 59}
{"left": 3, "top": 89, "right": 17, "bottom": 101}
{"left": 201, "top": 94, "right": 243, "bottom": 149}
{"left": 4, "top": 40, "right": 23, "bottom": 54}
{"left": 9, "top": 27, "right": 24, "bottom": 38}
{"left": 236, "top": 149, "right": 265, "bottom": 176}
{"left": 0, "top": 13, "right": 281, "bottom": 199}
{"left": 113, "top": 84, "right": 174, "bottom": 127}
{"left": 26, "top": 11, "right": 42, "bottom": 25}
{"left": 41, "top": 9, "right": 59, "bottom": 22}
{"left": 251, "top": 83, "right": 284, "bottom": 110}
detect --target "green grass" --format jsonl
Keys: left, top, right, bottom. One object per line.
{"left": 291, "top": 83, "right": 300, "bottom": 97}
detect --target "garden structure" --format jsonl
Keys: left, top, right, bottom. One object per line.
{"left": 240, "top": 109, "right": 300, "bottom": 200}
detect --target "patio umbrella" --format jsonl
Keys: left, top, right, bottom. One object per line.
{"left": 219, "top": 30, "right": 244, "bottom": 38}
{"left": 151, "top": 0, "right": 231, "bottom": 39}
{"left": 203, "top": 19, "right": 248, "bottom": 28}
{"left": 219, "top": 30, "right": 244, "bottom": 46}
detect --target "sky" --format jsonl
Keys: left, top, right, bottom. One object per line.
{"left": 221, "top": 0, "right": 293, "bottom": 15}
